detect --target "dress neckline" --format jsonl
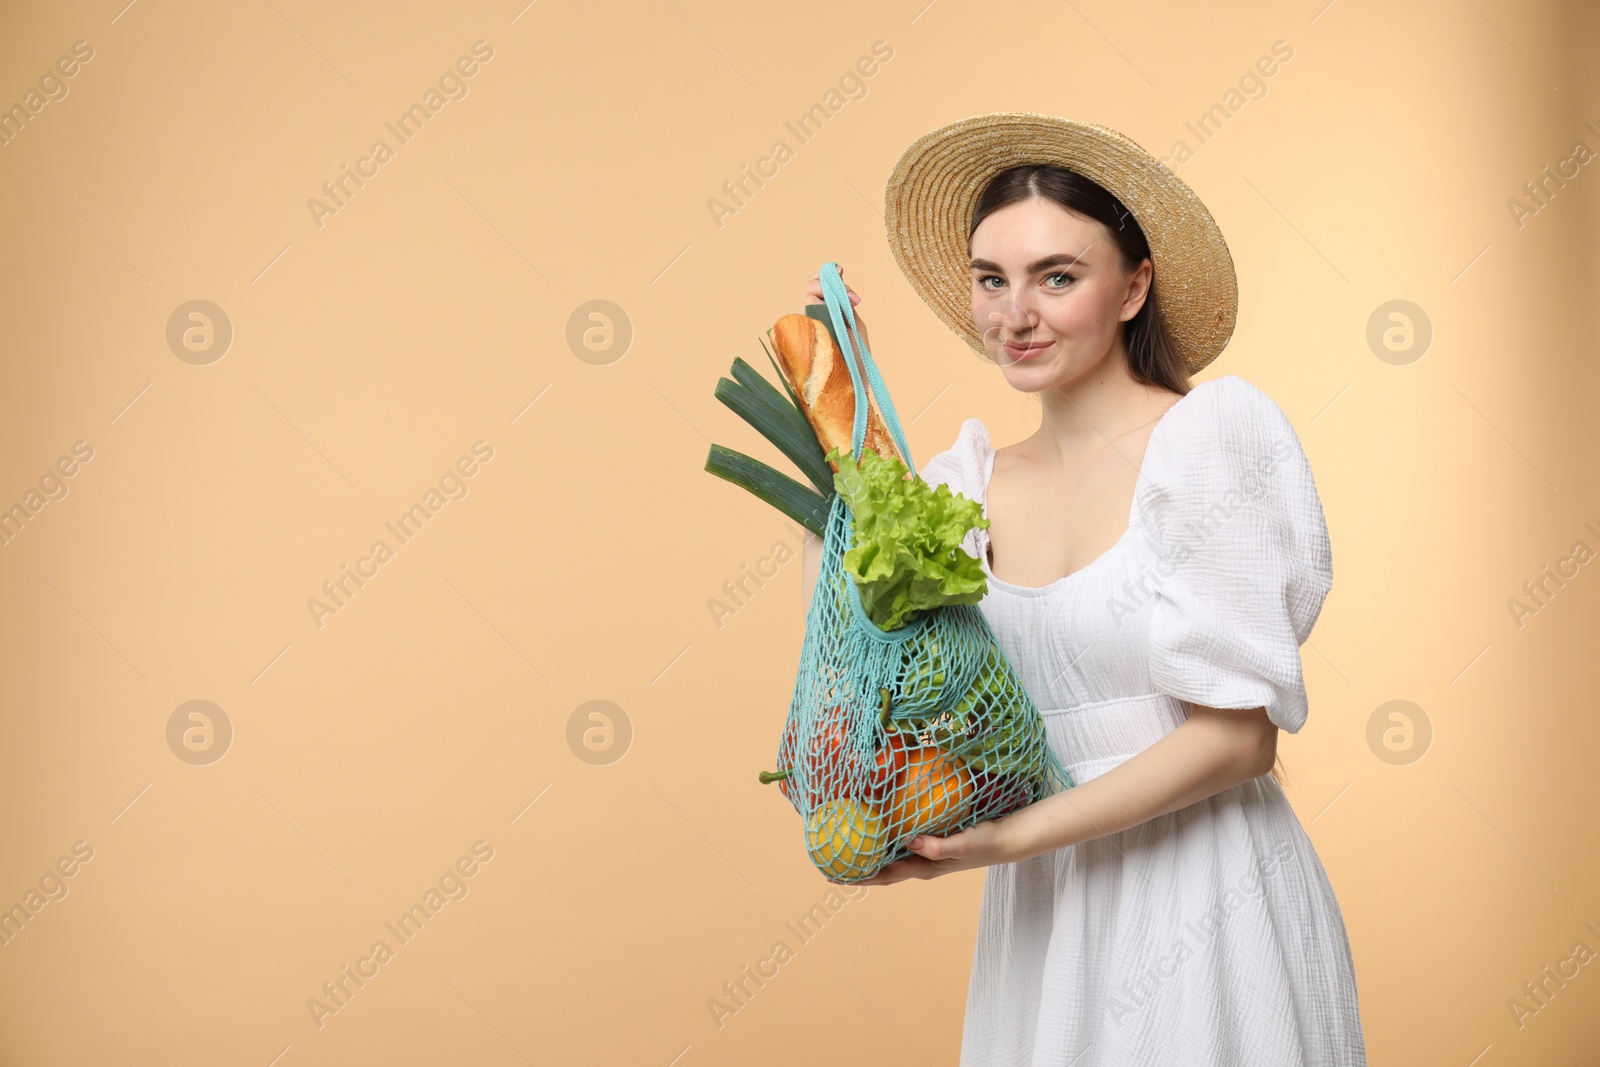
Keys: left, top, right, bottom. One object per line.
{"left": 977, "top": 385, "right": 1204, "bottom": 596}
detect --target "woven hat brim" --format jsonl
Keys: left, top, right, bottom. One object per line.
{"left": 884, "top": 112, "right": 1238, "bottom": 375}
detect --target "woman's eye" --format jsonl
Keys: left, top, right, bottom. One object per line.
{"left": 977, "top": 275, "right": 1003, "bottom": 291}
{"left": 1045, "top": 271, "right": 1074, "bottom": 288}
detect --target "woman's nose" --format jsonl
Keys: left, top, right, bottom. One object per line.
{"left": 975, "top": 291, "right": 1037, "bottom": 344}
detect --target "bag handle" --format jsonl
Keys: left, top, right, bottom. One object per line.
{"left": 818, "top": 262, "right": 915, "bottom": 471}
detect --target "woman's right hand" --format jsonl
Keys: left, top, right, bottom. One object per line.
{"left": 802, "top": 265, "right": 871, "bottom": 354}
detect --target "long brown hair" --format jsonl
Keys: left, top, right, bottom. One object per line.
{"left": 968, "top": 164, "right": 1290, "bottom": 790}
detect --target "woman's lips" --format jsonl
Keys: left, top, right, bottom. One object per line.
{"left": 1002, "top": 340, "right": 1055, "bottom": 362}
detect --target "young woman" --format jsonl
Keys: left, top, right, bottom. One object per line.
{"left": 800, "top": 114, "right": 1366, "bottom": 1065}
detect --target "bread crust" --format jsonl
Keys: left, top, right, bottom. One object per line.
{"left": 768, "top": 313, "right": 903, "bottom": 472}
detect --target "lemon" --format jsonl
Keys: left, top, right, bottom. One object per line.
{"left": 805, "top": 798, "right": 888, "bottom": 880}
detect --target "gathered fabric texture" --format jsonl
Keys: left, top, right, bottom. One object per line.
{"left": 918, "top": 375, "right": 1364, "bottom": 1066}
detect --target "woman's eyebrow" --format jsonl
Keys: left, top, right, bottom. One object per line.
{"left": 969, "top": 250, "right": 1092, "bottom": 274}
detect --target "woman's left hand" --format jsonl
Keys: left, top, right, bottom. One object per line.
{"left": 834, "top": 817, "right": 1013, "bottom": 887}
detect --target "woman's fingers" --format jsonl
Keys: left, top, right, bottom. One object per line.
{"left": 825, "top": 824, "right": 997, "bottom": 887}
{"left": 802, "top": 267, "right": 860, "bottom": 308}
{"left": 801, "top": 269, "right": 871, "bottom": 352}
{"left": 848, "top": 855, "right": 935, "bottom": 886}
{"left": 825, "top": 836, "right": 950, "bottom": 888}
{"left": 804, "top": 285, "right": 859, "bottom": 304}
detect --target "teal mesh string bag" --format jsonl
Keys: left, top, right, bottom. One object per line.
{"left": 772, "top": 262, "right": 1075, "bottom": 884}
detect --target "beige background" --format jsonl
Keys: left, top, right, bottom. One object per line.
{"left": 1, "top": 0, "right": 1597, "bottom": 1063}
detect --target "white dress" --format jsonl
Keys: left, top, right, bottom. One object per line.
{"left": 917, "top": 374, "right": 1366, "bottom": 1066}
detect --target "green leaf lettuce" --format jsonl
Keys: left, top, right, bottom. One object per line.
{"left": 826, "top": 446, "right": 990, "bottom": 631}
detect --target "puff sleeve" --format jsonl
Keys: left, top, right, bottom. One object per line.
{"left": 917, "top": 438, "right": 960, "bottom": 492}
{"left": 1133, "top": 377, "right": 1332, "bottom": 733}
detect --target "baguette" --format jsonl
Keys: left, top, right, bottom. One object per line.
{"left": 768, "top": 312, "right": 905, "bottom": 473}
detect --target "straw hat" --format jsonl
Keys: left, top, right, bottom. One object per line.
{"left": 884, "top": 112, "right": 1238, "bottom": 375}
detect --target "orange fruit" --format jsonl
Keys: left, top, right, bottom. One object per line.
{"left": 887, "top": 746, "right": 974, "bottom": 840}
{"left": 866, "top": 727, "right": 911, "bottom": 807}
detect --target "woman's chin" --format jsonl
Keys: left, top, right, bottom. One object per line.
{"left": 993, "top": 355, "right": 1064, "bottom": 392}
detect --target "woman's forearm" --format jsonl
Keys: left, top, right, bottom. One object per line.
{"left": 995, "top": 707, "right": 1277, "bottom": 864}
{"left": 800, "top": 530, "right": 822, "bottom": 619}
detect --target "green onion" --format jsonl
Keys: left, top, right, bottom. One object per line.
{"left": 704, "top": 444, "right": 830, "bottom": 537}
{"left": 714, "top": 357, "right": 834, "bottom": 496}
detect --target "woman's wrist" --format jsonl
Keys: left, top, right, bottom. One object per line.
{"left": 994, "top": 794, "right": 1066, "bottom": 865}
{"left": 997, "top": 779, "right": 1120, "bottom": 864}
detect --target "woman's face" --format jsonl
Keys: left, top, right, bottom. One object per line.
{"left": 967, "top": 196, "right": 1152, "bottom": 392}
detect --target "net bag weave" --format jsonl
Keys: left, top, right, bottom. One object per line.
{"left": 775, "top": 263, "right": 1075, "bottom": 884}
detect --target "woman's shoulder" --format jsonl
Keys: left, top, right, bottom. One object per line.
{"left": 1158, "top": 374, "right": 1299, "bottom": 447}
{"left": 1144, "top": 374, "right": 1310, "bottom": 483}
{"left": 1137, "top": 373, "right": 1321, "bottom": 524}
{"left": 917, "top": 417, "right": 991, "bottom": 498}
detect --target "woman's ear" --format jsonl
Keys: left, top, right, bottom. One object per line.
{"left": 1119, "top": 258, "right": 1153, "bottom": 323}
